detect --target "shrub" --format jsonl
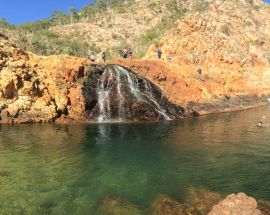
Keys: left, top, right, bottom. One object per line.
{"left": 221, "top": 24, "right": 230, "bottom": 36}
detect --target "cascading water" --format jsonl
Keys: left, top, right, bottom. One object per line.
{"left": 85, "top": 64, "right": 184, "bottom": 122}
{"left": 97, "top": 68, "right": 113, "bottom": 122}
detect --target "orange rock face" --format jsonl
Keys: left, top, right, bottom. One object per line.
{"left": 0, "top": 35, "right": 90, "bottom": 124}
{"left": 113, "top": 59, "right": 270, "bottom": 115}
{"left": 137, "top": 0, "right": 270, "bottom": 114}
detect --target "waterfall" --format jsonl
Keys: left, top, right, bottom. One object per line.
{"left": 116, "top": 68, "right": 126, "bottom": 120}
{"left": 91, "top": 65, "right": 176, "bottom": 122}
{"left": 142, "top": 80, "right": 171, "bottom": 120}
{"left": 97, "top": 67, "right": 113, "bottom": 122}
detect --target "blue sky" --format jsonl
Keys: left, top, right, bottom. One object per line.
{"left": 1, "top": 0, "right": 270, "bottom": 25}
{"left": 0, "top": 0, "right": 94, "bottom": 24}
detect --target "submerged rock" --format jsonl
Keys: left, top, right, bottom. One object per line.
{"left": 184, "top": 187, "right": 222, "bottom": 215}
{"left": 100, "top": 196, "right": 142, "bottom": 215}
{"left": 208, "top": 193, "right": 261, "bottom": 215}
{"left": 151, "top": 194, "right": 186, "bottom": 215}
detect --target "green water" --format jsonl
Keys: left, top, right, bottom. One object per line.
{"left": 0, "top": 106, "right": 270, "bottom": 214}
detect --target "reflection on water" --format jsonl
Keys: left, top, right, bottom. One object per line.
{"left": 0, "top": 107, "right": 270, "bottom": 214}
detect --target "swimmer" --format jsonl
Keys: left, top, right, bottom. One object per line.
{"left": 257, "top": 121, "right": 263, "bottom": 127}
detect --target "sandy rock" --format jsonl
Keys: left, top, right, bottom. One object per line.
{"left": 208, "top": 193, "right": 261, "bottom": 215}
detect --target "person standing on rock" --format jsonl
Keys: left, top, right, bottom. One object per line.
{"left": 102, "top": 51, "right": 106, "bottom": 63}
{"left": 122, "top": 49, "right": 128, "bottom": 60}
{"left": 128, "top": 48, "right": 133, "bottom": 60}
{"left": 197, "top": 68, "right": 202, "bottom": 82}
{"left": 157, "top": 48, "right": 162, "bottom": 59}
{"left": 90, "top": 54, "right": 96, "bottom": 62}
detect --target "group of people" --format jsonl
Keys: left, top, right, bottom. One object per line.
{"left": 119, "top": 48, "right": 133, "bottom": 60}
{"left": 88, "top": 47, "right": 165, "bottom": 63}
{"left": 88, "top": 51, "right": 106, "bottom": 63}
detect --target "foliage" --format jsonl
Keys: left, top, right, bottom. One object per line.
{"left": 24, "top": 30, "right": 90, "bottom": 57}
{"left": 0, "top": 0, "right": 186, "bottom": 59}
{"left": 0, "top": 18, "right": 15, "bottom": 29}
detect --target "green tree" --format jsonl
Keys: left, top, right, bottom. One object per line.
{"left": 50, "top": 10, "right": 69, "bottom": 25}
{"left": 0, "top": 18, "right": 15, "bottom": 29}
{"left": 68, "top": 7, "right": 79, "bottom": 24}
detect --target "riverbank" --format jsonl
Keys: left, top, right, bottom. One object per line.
{"left": 1, "top": 34, "right": 270, "bottom": 124}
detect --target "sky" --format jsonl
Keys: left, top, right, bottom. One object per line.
{"left": 0, "top": 0, "right": 94, "bottom": 25}
{"left": 0, "top": 0, "right": 270, "bottom": 25}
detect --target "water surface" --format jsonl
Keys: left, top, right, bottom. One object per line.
{"left": 0, "top": 106, "right": 270, "bottom": 214}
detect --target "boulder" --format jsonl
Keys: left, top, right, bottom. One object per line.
{"left": 208, "top": 193, "right": 261, "bottom": 215}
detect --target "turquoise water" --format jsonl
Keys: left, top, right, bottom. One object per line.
{"left": 0, "top": 106, "right": 270, "bottom": 214}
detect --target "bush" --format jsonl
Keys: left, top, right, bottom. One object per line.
{"left": 221, "top": 24, "right": 230, "bottom": 36}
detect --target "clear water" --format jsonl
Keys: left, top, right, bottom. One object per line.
{"left": 1, "top": 106, "right": 270, "bottom": 214}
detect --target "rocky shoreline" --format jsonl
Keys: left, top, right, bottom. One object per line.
{"left": 99, "top": 190, "right": 269, "bottom": 215}
{"left": 1, "top": 34, "right": 270, "bottom": 124}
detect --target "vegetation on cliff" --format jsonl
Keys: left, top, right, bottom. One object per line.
{"left": 0, "top": 0, "right": 205, "bottom": 59}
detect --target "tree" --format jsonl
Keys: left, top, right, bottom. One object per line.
{"left": 0, "top": 18, "right": 14, "bottom": 30}
{"left": 94, "top": 0, "right": 107, "bottom": 12}
{"left": 81, "top": 6, "right": 94, "bottom": 20}
{"left": 68, "top": 7, "right": 79, "bottom": 24}
{"left": 50, "top": 10, "right": 69, "bottom": 25}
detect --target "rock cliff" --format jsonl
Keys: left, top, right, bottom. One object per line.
{"left": 0, "top": 34, "right": 184, "bottom": 123}
{"left": 0, "top": 34, "right": 89, "bottom": 123}
{"left": 135, "top": 0, "right": 270, "bottom": 114}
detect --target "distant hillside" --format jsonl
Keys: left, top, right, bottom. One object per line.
{"left": 0, "top": 0, "right": 194, "bottom": 59}
{"left": 1, "top": 0, "right": 270, "bottom": 63}
{"left": 146, "top": 0, "right": 270, "bottom": 70}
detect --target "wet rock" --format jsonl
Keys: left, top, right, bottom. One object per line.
{"left": 257, "top": 200, "right": 270, "bottom": 215}
{"left": 100, "top": 196, "right": 142, "bottom": 215}
{"left": 184, "top": 187, "right": 222, "bottom": 215}
{"left": 84, "top": 64, "right": 184, "bottom": 122}
{"left": 151, "top": 194, "right": 186, "bottom": 215}
{"left": 208, "top": 193, "right": 261, "bottom": 215}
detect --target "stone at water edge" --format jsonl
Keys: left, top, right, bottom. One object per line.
{"left": 208, "top": 192, "right": 261, "bottom": 215}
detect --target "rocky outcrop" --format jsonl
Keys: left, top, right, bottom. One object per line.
{"left": 0, "top": 35, "right": 185, "bottom": 124}
{"left": 0, "top": 34, "right": 89, "bottom": 124}
{"left": 84, "top": 64, "right": 184, "bottom": 122}
{"left": 99, "top": 191, "right": 267, "bottom": 215}
{"left": 140, "top": 0, "right": 270, "bottom": 114}
{"left": 208, "top": 193, "right": 261, "bottom": 215}
{"left": 114, "top": 59, "right": 270, "bottom": 115}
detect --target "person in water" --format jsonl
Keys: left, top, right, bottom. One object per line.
{"left": 257, "top": 116, "right": 266, "bottom": 127}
